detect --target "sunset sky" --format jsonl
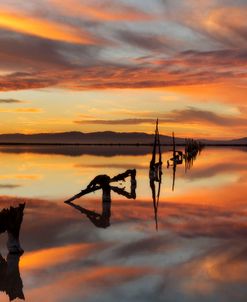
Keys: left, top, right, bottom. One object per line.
{"left": 0, "top": 0, "right": 246, "bottom": 139}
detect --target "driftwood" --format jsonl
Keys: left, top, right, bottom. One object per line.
{"left": 65, "top": 169, "right": 136, "bottom": 204}
{"left": 65, "top": 169, "right": 137, "bottom": 228}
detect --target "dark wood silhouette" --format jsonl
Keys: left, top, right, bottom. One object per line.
{"left": 0, "top": 253, "right": 24, "bottom": 301}
{"left": 65, "top": 169, "right": 136, "bottom": 228}
{"left": 149, "top": 119, "right": 163, "bottom": 231}
{"left": 0, "top": 204, "right": 25, "bottom": 254}
{"left": 184, "top": 138, "right": 204, "bottom": 171}
{"left": 0, "top": 203, "right": 25, "bottom": 301}
{"left": 167, "top": 132, "right": 184, "bottom": 191}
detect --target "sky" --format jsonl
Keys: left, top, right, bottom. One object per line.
{"left": 0, "top": 0, "right": 246, "bottom": 139}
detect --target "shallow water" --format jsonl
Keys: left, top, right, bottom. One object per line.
{"left": 0, "top": 146, "right": 247, "bottom": 302}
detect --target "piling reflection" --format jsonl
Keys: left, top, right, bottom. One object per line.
{"left": 184, "top": 138, "right": 204, "bottom": 172}
{"left": 167, "top": 133, "right": 204, "bottom": 190}
{"left": 0, "top": 204, "right": 25, "bottom": 301}
{"left": 167, "top": 132, "right": 184, "bottom": 191}
{"left": 65, "top": 169, "right": 136, "bottom": 228}
{"left": 149, "top": 119, "right": 162, "bottom": 231}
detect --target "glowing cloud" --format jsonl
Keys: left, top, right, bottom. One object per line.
{"left": 0, "top": 10, "right": 100, "bottom": 45}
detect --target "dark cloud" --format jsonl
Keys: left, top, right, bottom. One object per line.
{"left": 0, "top": 184, "right": 22, "bottom": 189}
{"left": 0, "top": 28, "right": 246, "bottom": 92}
{"left": 74, "top": 118, "right": 154, "bottom": 125}
{"left": 179, "top": 49, "right": 247, "bottom": 67}
{"left": 117, "top": 30, "right": 173, "bottom": 52}
{"left": 0, "top": 29, "right": 101, "bottom": 72}
{"left": 74, "top": 107, "right": 246, "bottom": 127}
{"left": 163, "top": 107, "right": 246, "bottom": 126}
{"left": 75, "top": 163, "right": 146, "bottom": 170}
{"left": 0, "top": 71, "right": 58, "bottom": 91}
{"left": 0, "top": 98, "right": 23, "bottom": 104}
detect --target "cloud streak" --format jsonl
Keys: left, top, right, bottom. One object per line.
{"left": 0, "top": 98, "right": 24, "bottom": 103}
{"left": 0, "top": 107, "right": 43, "bottom": 113}
{"left": 74, "top": 107, "right": 247, "bottom": 128}
{"left": 0, "top": 2, "right": 246, "bottom": 92}
{"left": 50, "top": 0, "right": 153, "bottom": 22}
{"left": 0, "top": 9, "right": 101, "bottom": 45}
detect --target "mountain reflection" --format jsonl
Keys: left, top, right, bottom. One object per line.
{"left": 65, "top": 169, "right": 136, "bottom": 228}
{"left": 0, "top": 204, "right": 25, "bottom": 301}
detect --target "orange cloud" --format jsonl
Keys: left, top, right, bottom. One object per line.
{"left": 168, "top": 82, "right": 247, "bottom": 106}
{"left": 0, "top": 174, "right": 42, "bottom": 180}
{"left": 1, "top": 46, "right": 246, "bottom": 92}
{"left": 0, "top": 107, "right": 43, "bottom": 113}
{"left": 205, "top": 7, "right": 247, "bottom": 47}
{"left": 0, "top": 10, "right": 100, "bottom": 45}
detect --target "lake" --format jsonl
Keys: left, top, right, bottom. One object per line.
{"left": 0, "top": 146, "right": 247, "bottom": 302}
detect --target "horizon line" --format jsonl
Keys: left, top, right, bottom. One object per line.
{"left": 0, "top": 131, "right": 245, "bottom": 141}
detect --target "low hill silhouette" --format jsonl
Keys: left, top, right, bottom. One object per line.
{"left": 0, "top": 131, "right": 246, "bottom": 145}
{"left": 0, "top": 131, "right": 183, "bottom": 145}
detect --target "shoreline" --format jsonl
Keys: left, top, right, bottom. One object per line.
{"left": 0, "top": 143, "right": 246, "bottom": 147}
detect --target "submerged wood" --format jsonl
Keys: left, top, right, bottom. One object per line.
{"left": 67, "top": 200, "right": 111, "bottom": 228}
{"left": 65, "top": 169, "right": 136, "bottom": 228}
{"left": 65, "top": 169, "right": 136, "bottom": 203}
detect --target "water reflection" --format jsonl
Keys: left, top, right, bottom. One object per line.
{"left": 0, "top": 146, "right": 246, "bottom": 302}
{"left": 65, "top": 169, "right": 136, "bottom": 228}
{"left": 0, "top": 253, "right": 24, "bottom": 301}
{"left": 0, "top": 204, "right": 25, "bottom": 301}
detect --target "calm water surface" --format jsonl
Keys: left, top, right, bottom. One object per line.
{"left": 0, "top": 146, "right": 247, "bottom": 302}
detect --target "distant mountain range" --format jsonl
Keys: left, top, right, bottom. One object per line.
{"left": 0, "top": 131, "right": 246, "bottom": 145}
